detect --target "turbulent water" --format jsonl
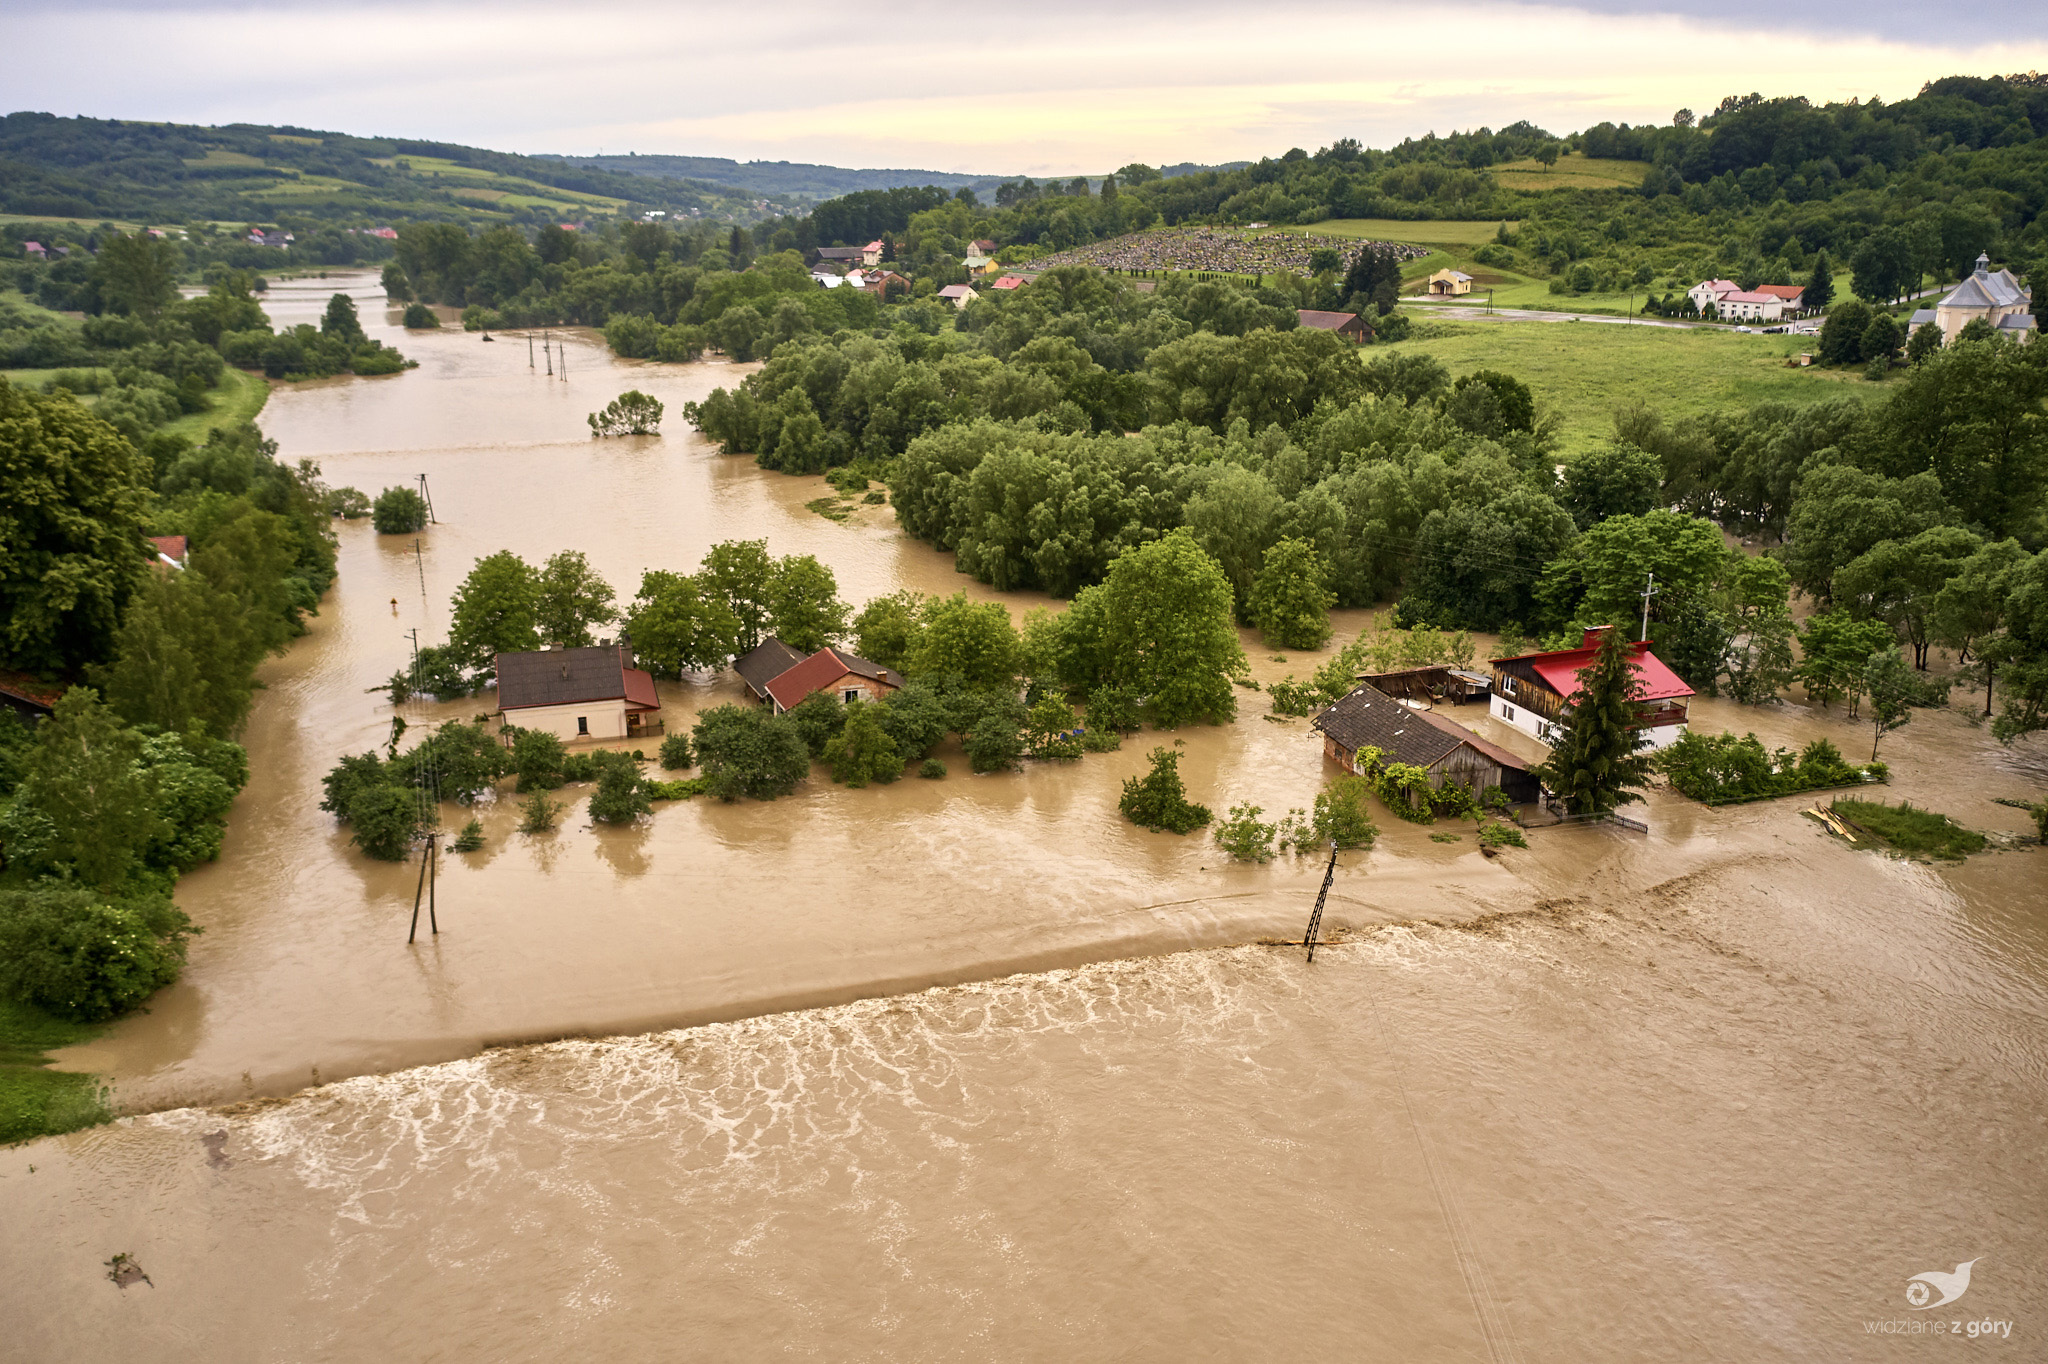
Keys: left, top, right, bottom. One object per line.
{"left": 4, "top": 274, "right": 2045, "bottom": 1359}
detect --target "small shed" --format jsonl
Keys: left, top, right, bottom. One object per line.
{"left": 0, "top": 671, "right": 63, "bottom": 723}
{"left": 938, "top": 283, "right": 978, "bottom": 310}
{"left": 1295, "top": 309, "right": 1372, "bottom": 343}
{"left": 1360, "top": 666, "right": 1491, "bottom": 706}
{"left": 1426, "top": 269, "right": 1473, "bottom": 296}
{"left": 1312, "top": 683, "right": 1539, "bottom": 805}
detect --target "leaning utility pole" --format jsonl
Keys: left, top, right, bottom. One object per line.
{"left": 408, "top": 830, "right": 439, "bottom": 943}
{"left": 1304, "top": 840, "right": 1338, "bottom": 964}
{"left": 416, "top": 473, "right": 436, "bottom": 523}
{"left": 1639, "top": 571, "right": 1660, "bottom": 642}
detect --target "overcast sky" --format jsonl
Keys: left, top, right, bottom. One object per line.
{"left": 6, "top": 0, "right": 2046, "bottom": 174}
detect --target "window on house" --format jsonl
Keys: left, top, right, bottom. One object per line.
{"left": 843, "top": 689, "right": 860, "bottom": 703}
{"left": 1501, "top": 675, "right": 1516, "bottom": 696}
{"left": 1503, "top": 705, "right": 1516, "bottom": 722}
{"left": 576, "top": 716, "right": 589, "bottom": 735}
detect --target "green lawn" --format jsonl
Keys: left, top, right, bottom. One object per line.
{"left": 161, "top": 366, "right": 269, "bottom": 441}
{"left": 0, "top": 999, "right": 108, "bottom": 1146}
{"left": 1297, "top": 218, "right": 1518, "bottom": 246}
{"left": 1832, "top": 799, "right": 1986, "bottom": 860}
{"left": 1385, "top": 319, "right": 1869, "bottom": 450}
{"left": 1491, "top": 152, "right": 1648, "bottom": 191}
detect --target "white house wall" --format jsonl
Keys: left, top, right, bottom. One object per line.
{"left": 1489, "top": 694, "right": 1687, "bottom": 751}
{"left": 502, "top": 697, "right": 630, "bottom": 742}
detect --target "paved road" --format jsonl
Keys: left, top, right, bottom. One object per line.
{"left": 1414, "top": 305, "right": 1707, "bottom": 329}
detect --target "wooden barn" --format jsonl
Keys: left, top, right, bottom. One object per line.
{"left": 1312, "top": 683, "right": 1540, "bottom": 806}
{"left": 1359, "top": 666, "right": 1492, "bottom": 706}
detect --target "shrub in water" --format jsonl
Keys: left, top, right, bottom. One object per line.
{"left": 401, "top": 302, "right": 440, "bottom": 329}
{"left": 372, "top": 485, "right": 429, "bottom": 534}
{"left": 919, "top": 758, "right": 947, "bottom": 779}
{"left": 452, "top": 818, "right": 484, "bottom": 852}
{"left": 1118, "top": 746, "right": 1212, "bottom": 834}
{"left": 659, "top": 733, "right": 695, "bottom": 771}
{"left": 517, "top": 793, "right": 563, "bottom": 833}
{"left": 1214, "top": 802, "right": 1276, "bottom": 862}
{"left": 822, "top": 701, "right": 902, "bottom": 788}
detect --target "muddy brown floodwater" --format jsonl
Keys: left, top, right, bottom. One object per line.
{"left": 4, "top": 271, "right": 2046, "bottom": 1359}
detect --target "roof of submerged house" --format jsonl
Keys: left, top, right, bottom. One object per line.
{"left": 496, "top": 644, "right": 657, "bottom": 711}
{"left": 763, "top": 647, "right": 903, "bottom": 711}
{"left": 1313, "top": 683, "right": 1531, "bottom": 773}
{"left": 734, "top": 638, "right": 807, "bottom": 699}
{"left": 1493, "top": 632, "right": 1694, "bottom": 703}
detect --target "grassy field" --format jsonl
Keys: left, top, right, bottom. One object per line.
{"left": 1832, "top": 799, "right": 1987, "bottom": 860}
{"left": 162, "top": 366, "right": 270, "bottom": 440}
{"left": 0, "top": 999, "right": 108, "bottom": 1146}
{"left": 1297, "top": 218, "right": 1517, "bottom": 245}
{"left": 1491, "top": 153, "right": 1649, "bottom": 192}
{"left": 1386, "top": 318, "right": 1869, "bottom": 450}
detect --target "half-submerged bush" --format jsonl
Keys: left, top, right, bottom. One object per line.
{"left": 1656, "top": 732, "right": 1875, "bottom": 805}
{"left": 589, "top": 390, "right": 664, "bottom": 437}
{"left": 0, "top": 887, "right": 196, "bottom": 1024}
{"left": 1119, "top": 745, "right": 1211, "bottom": 834}
{"left": 372, "top": 485, "right": 429, "bottom": 534}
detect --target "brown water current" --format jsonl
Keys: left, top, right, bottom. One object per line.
{"left": 4, "top": 271, "right": 2046, "bottom": 1358}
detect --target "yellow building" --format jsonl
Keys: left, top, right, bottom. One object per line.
{"left": 1426, "top": 268, "right": 1474, "bottom": 297}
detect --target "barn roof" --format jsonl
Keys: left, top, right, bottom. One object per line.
{"left": 734, "top": 637, "right": 806, "bottom": 699}
{"left": 1296, "top": 309, "right": 1365, "bottom": 331}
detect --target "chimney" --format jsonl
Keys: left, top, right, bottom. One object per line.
{"left": 1581, "top": 625, "right": 1614, "bottom": 650}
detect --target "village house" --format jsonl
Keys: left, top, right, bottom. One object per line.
{"left": 810, "top": 262, "right": 847, "bottom": 288}
{"left": 147, "top": 535, "right": 188, "bottom": 570}
{"left": 1686, "top": 278, "right": 1739, "bottom": 312}
{"left": 494, "top": 640, "right": 660, "bottom": 742}
{"left": 814, "top": 246, "right": 863, "bottom": 265}
{"left": 861, "top": 270, "right": 909, "bottom": 299}
{"left": 0, "top": 671, "right": 63, "bottom": 723}
{"left": 1425, "top": 268, "right": 1474, "bottom": 296}
{"left": 734, "top": 639, "right": 903, "bottom": 712}
{"left": 1359, "top": 665, "right": 1493, "bottom": 707}
{"left": 247, "top": 228, "right": 294, "bottom": 249}
{"left": 963, "top": 239, "right": 995, "bottom": 271}
{"left": 1489, "top": 627, "right": 1693, "bottom": 751}
{"left": 1312, "top": 683, "right": 1540, "bottom": 805}
{"left": 938, "top": 283, "right": 978, "bottom": 310}
{"left": 1753, "top": 283, "right": 1806, "bottom": 312}
{"left": 1686, "top": 278, "right": 1785, "bottom": 322}
{"left": 22, "top": 241, "right": 46, "bottom": 260}
{"left": 1295, "top": 309, "right": 1372, "bottom": 343}
{"left": 991, "top": 275, "right": 1028, "bottom": 291}
{"left": 862, "top": 240, "right": 886, "bottom": 267}
{"left": 1908, "top": 253, "right": 2036, "bottom": 345}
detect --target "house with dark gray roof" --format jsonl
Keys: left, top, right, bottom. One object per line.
{"left": 734, "top": 638, "right": 806, "bottom": 701}
{"left": 495, "top": 640, "right": 659, "bottom": 742}
{"left": 732, "top": 637, "right": 903, "bottom": 712}
{"left": 1312, "top": 682, "right": 1539, "bottom": 806}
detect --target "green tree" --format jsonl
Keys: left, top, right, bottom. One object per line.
{"left": 908, "top": 592, "right": 1022, "bottom": 691}
{"left": 93, "top": 566, "right": 257, "bottom": 738}
{"left": 321, "top": 293, "right": 366, "bottom": 344}
{"left": 1782, "top": 466, "right": 1952, "bottom": 603}
{"left": 1024, "top": 693, "right": 1083, "bottom": 761}
{"left": 9, "top": 689, "right": 161, "bottom": 889}
{"left": 1930, "top": 539, "right": 2030, "bottom": 715}
{"left": 1097, "top": 529, "right": 1245, "bottom": 728}
{"left": 853, "top": 590, "right": 929, "bottom": 672}
{"left": 1804, "top": 251, "right": 1834, "bottom": 313}
{"left": 533, "top": 550, "right": 617, "bottom": 649}
{"left": 1118, "top": 745, "right": 1212, "bottom": 833}
{"left": 1817, "top": 298, "right": 1873, "bottom": 365}
{"left": 587, "top": 756, "right": 653, "bottom": 823}
{"left": 1558, "top": 442, "right": 1662, "bottom": 530}
{"left": 1717, "top": 555, "right": 1797, "bottom": 704}
{"left": 1795, "top": 611, "right": 1897, "bottom": 711}
{"left": 448, "top": 551, "right": 540, "bottom": 673}
{"left": 91, "top": 232, "right": 181, "bottom": 319}
{"left": 0, "top": 886, "right": 194, "bottom": 1024}
{"left": 1861, "top": 648, "right": 1922, "bottom": 760}
{"left": 1832, "top": 526, "right": 1984, "bottom": 668}
{"left": 1555, "top": 510, "right": 1727, "bottom": 628}
{"left": 1861, "top": 313, "right": 1902, "bottom": 364}
{"left": 0, "top": 381, "right": 152, "bottom": 673}
{"left": 589, "top": 390, "right": 665, "bottom": 437}
{"left": 769, "top": 554, "right": 851, "bottom": 654}
{"left": 963, "top": 694, "right": 1029, "bottom": 773}
{"left": 1906, "top": 322, "right": 1942, "bottom": 364}
{"left": 1992, "top": 549, "right": 2048, "bottom": 743}
{"left": 1213, "top": 802, "right": 1277, "bottom": 862}
{"left": 1530, "top": 628, "right": 1655, "bottom": 816}
{"left": 692, "top": 704, "right": 811, "bottom": 801}
{"left": 625, "top": 570, "right": 739, "bottom": 675}
{"left": 1247, "top": 537, "right": 1334, "bottom": 649}
{"left": 822, "top": 699, "right": 902, "bottom": 787}
{"left": 347, "top": 783, "right": 427, "bottom": 861}
{"left": 700, "top": 540, "right": 777, "bottom": 653}
{"left": 1183, "top": 463, "right": 1282, "bottom": 614}
{"left": 372, "top": 485, "right": 428, "bottom": 534}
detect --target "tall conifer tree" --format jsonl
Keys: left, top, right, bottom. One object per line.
{"left": 1532, "top": 627, "right": 1656, "bottom": 815}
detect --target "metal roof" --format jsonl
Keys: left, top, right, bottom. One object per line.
{"left": 734, "top": 638, "right": 806, "bottom": 699}
{"left": 1313, "top": 684, "right": 1532, "bottom": 773}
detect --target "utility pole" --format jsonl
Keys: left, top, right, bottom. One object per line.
{"left": 544, "top": 329, "right": 553, "bottom": 376}
{"left": 408, "top": 830, "right": 439, "bottom": 943}
{"left": 1304, "top": 840, "right": 1338, "bottom": 964}
{"left": 416, "top": 473, "right": 436, "bottom": 523}
{"left": 528, "top": 332, "right": 534, "bottom": 368}
{"left": 414, "top": 538, "right": 428, "bottom": 601}
{"left": 1640, "top": 571, "right": 1660, "bottom": 642}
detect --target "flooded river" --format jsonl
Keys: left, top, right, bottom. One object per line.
{"left": 4, "top": 272, "right": 2045, "bottom": 1358}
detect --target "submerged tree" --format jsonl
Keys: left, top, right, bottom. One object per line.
{"left": 589, "top": 390, "right": 664, "bottom": 437}
{"left": 1118, "top": 744, "right": 1212, "bottom": 834}
{"left": 1530, "top": 627, "right": 1655, "bottom": 816}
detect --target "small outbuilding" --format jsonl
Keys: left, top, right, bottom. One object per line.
{"left": 495, "top": 640, "right": 660, "bottom": 742}
{"left": 937, "top": 283, "right": 978, "bottom": 310}
{"left": 0, "top": 671, "right": 63, "bottom": 723}
{"left": 1426, "top": 269, "right": 1473, "bottom": 296}
{"left": 1313, "top": 683, "right": 1539, "bottom": 805}
{"left": 1295, "top": 309, "right": 1372, "bottom": 342}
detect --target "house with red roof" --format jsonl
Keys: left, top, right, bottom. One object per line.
{"left": 0, "top": 671, "right": 64, "bottom": 722}
{"left": 733, "top": 638, "right": 903, "bottom": 712}
{"left": 494, "top": 640, "right": 660, "bottom": 741}
{"left": 1488, "top": 627, "right": 1693, "bottom": 751}
{"left": 147, "top": 535, "right": 188, "bottom": 569}
{"left": 991, "top": 275, "right": 1028, "bottom": 291}
{"left": 1296, "top": 309, "right": 1371, "bottom": 342}
{"left": 1753, "top": 283, "right": 1806, "bottom": 312}
{"left": 862, "top": 240, "right": 886, "bottom": 266}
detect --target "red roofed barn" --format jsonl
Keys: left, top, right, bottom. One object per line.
{"left": 733, "top": 639, "right": 903, "bottom": 712}
{"left": 1489, "top": 627, "right": 1693, "bottom": 750}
